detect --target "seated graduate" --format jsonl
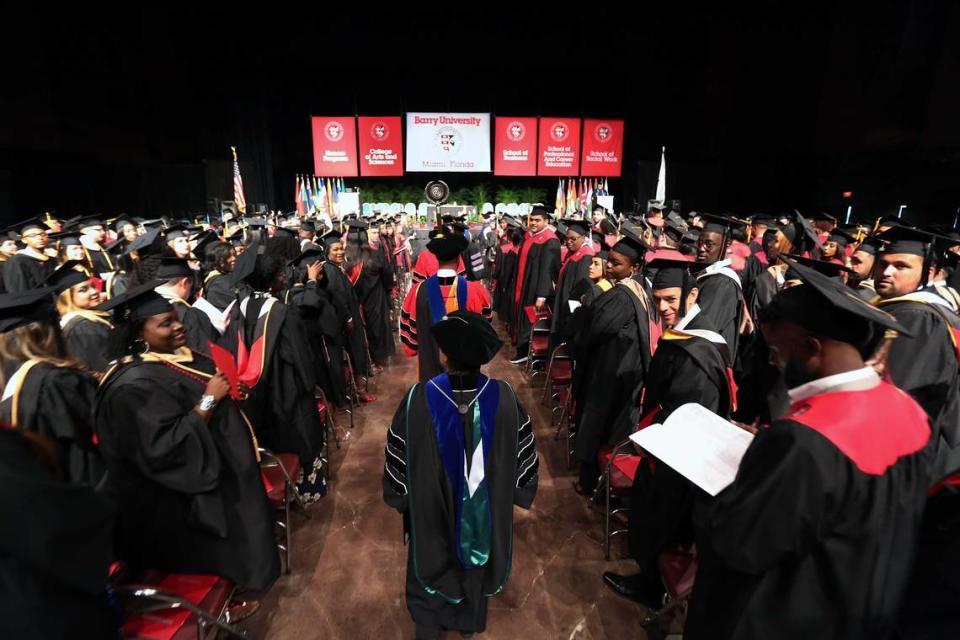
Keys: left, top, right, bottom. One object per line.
{"left": 225, "top": 248, "right": 327, "bottom": 502}
{"left": 0, "top": 426, "right": 117, "bottom": 638}
{"left": 573, "top": 226, "right": 656, "bottom": 494}
{"left": 602, "top": 257, "right": 736, "bottom": 607}
{"left": 383, "top": 310, "right": 538, "bottom": 640}
{"left": 685, "top": 258, "right": 931, "bottom": 639}
{"left": 0, "top": 287, "right": 106, "bottom": 486}
{"left": 49, "top": 261, "right": 114, "bottom": 374}
{"left": 93, "top": 281, "right": 280, "bottom": 593}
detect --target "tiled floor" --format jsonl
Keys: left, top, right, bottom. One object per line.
{"left": 242, "top": 329, "right": 660, "bottom": 639}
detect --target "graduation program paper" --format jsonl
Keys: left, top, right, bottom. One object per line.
{"left": 629, "top": 403, "right": 754, "bottom": 496}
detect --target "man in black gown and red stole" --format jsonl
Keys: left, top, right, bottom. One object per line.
{"left": 685, "top": 258, "right": 931, "bottom": 639}
{"left": 511, "top": 205, "right": 561, "bottom": 364}
{"left": 383, "top": 311, "right": 538, "bottom": 639}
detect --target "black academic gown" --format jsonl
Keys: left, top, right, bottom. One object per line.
{"left": 0, "top": 428, "right": 117, "bottom": 639}
{"left": 3, "top": 252, "right": 56, "bottom": 293}
{"left": 283, "top": 280, "right": 345, "bottom": 407}
{"left": 167, "top": 298, "right": 215, "bottom": 356}
{"left": 513, "top": 232, "right": 561, "bottom": 348}
{"left": 61, "top": 312, "right": 113, "bottom": 373}
{"left": 324, "top": 261, "right": 370, "bottom": 376}
{"left": 573, "top": 282, "right": 653, "bottom": 474}
{"left": 696, "top": 268, "right": 744, "bottom": 360}
{"left": 229, "top": 293, "right": 326, "bottom": 500}
{"left": 84, "top": 245, "right": 114, "bottom": 276}
{"left": 686, "top": 381, "right": 931, "bottom": 640}
{"left": 383, "top": 374, "right": 538, "bottom": 635}
{"left": 0, "top": 360, "right": 106, "bottom": 487}
{"left": 93, "top": 353, "right": 280, "bottom": 592}
{"left": 549, "top": 248, "right": 593, "bottom": 349}
{"left": 202, "top": 272, "right": 236, "bottom": 311}
{"left": 350, "top": 249, "right": 395, "bottom": 364}
{"left": 492, "top": 245, "right": 519, "bottom": 325}
{"left": 627, "top": 314, "right": 733, "bottom": 578}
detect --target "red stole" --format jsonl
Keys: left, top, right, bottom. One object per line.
{"left": 558, "top": 243, "right": 596, "bottom": 281}
{"left": 514, "top": 229, "right": 558, "bottom": 305}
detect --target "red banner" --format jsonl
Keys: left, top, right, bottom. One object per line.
{"left": 311, "top": 116, "right": 358, "bottom": 177}
{"left": 537, "top": 117, "right": 581, "bottom": 176}
{"left": 494, "top": 116, "right": 537, "bottom": 176}
{"left": 358, "top": 116, "right": 404, "bottom": 177}
{"left": 581, "top": 119, "right": 624, "bottom": 176}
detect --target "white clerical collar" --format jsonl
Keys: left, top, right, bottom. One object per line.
{"left": 437, "top": 268, "right": 457, "bottom": 278}
{"left": 673, "top": 303, "right": 701, "bottom": 331}
{"left": 787, "top": 366, "right": 879, "bottom": 404}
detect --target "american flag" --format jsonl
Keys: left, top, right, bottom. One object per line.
{"left": 231, "top": 146, "right": 247, "bottom": 214}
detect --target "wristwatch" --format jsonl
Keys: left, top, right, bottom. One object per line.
{"left": 199, "top": 395, "right": 217, "bottom": 412}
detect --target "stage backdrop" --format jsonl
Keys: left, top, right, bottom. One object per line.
{"left": 493, "top": 116, "right": 538, "bottom": 176}
{"left": 312, "top": 116, "right": 359, "bottom": 177}
{"left": 537, "top": 117, "right": 581, "bottom": 176}
{"left": 581, "top": 119, "right": 624, "bottom": 176}
{"left": 405, "top": 113, "right": 491, "bottom": 172}
{"left": 358, "top": 116, "right": 404, "bottom": 177}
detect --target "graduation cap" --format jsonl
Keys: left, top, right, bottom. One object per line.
{"left": 229, "top": 241, "right": 261, "bottom": 285}
{"left": 155, "top": 257, "right": 194, "bottom": 280}
{"left": 749, "top": 214, "right": 778, "bottom": 226}
{"left": 647, "top": 201, "right": 667, "bottom": 212}
{"left": 226, "top": 228, "right": 246, "bottom": 246}
{"left": 300, "top": 220, "right": 318, "bottom": 234}
{"left": 243, "top": 217, "right": 267, "bottom": 229}
{"left": 876, "top": 225, "right": 937, "bottom": 257}
{"left": 610, "top": 225, "right": 652, "bottom": 262}
{"left": 288, "top": 244, "right": 325, "bottom": 268}
{"left": 647, "top": 256, "right": 707, "bottom": 290}
{"left": 0, "top": 287, "right": 59, "bottom": 333}
{"left": 104, "top": 237, "right": 126, "bottom": 255}
{"left": 555, "top": 220, "right": 568, "bottom": 236}
{"left": 429, "top": 310, "right": 502, "bottom": 367}
{"left": 272, "top": 226, "right": 297, "bottom": 239}
{"left": 43, "top": 260, "right": 91, "bottom": 294}
{"left": 809, "top": 212, "right": 837, "bottom": 225}
{"left": 502, "top": 215, "right": 525, "bottom": 230}
{"left": 14, "top": 217, "right": 47, "bottom": 235}
{"left": 427, "top": 224, "right": 469, "bottom": 261}
{"left": 140, "top": 218, "right": 166, "bottom": 230}
{"left": 761, "top": 256, "right": 911, "bottom": 356}
{"left": 78, "top": 216, "right": 105, "bottom": 230}
{"left": 320, "top": 230, "right": 343, "bottom": 251}
{"left": 827, "top": 228, "right": 856, "bottom": 249}
{"left": 791, "top": 210, "right": 825, "bottom": 254}
{"left": 49, "top": 231, "right": 83, "bottom": 247}
{"left": 113, "top": 217, "right": 136, "bottom": 232}
{"left": 124, "top": 227, "right": 162, "bottom": 256}
{"left": 564, "top": 220, "right": 591, "bottom": 237}
{"left": 781, "top": 254, "right": 852, "bottom": 282}
{"left": 191, "top": 230, "right": 219, "bottom": 260}
{"left": 95, "top": 278, "right": 171, "bottom": 321}
{"left": 529, "top": 205, "right": 554, "bottom": 220}
{"left": 163, "top": 223, "right": 190, "bottom": 242}
{"left": 345, "top": 219, "right": 369, "bottom": 230}
{"left": 852, "top": 235, "right": 882, "bottom": 256}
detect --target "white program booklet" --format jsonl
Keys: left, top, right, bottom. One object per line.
{"left": 629, "top": 403, "right": 755, "bottom": 496}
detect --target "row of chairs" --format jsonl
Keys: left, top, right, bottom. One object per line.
{"left": 118, "top": 389, "right": 340, "bottom": 638}
{"left": 523, "top": 318, "right": 697, "bottom": 630}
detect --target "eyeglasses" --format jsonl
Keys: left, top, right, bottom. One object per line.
{"left": 22, "top": 231, "right": 47, "bottom": 239}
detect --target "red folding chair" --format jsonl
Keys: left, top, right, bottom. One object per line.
{"left": 259, "top": 448, "right": 310, "bottom": 574}
{"left": 117, "top": 571, "right": 243, "bottom": 639}
{"left": 641, "top": 546, "right": 699, "bottom": 627}
{"left": 594, "top": 439, "right": 643, "bottom": 560}
{"left": 541, "top": 343, "right": 572, "bottom": 412}
{"left": 526, "top": 317, "right": 553, "bottom": 376}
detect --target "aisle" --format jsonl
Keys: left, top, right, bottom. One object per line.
{"left": 242, "top": 330, "right": 653, "bottom": 639}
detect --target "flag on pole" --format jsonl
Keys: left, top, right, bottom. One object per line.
{"left": 326, "top": 178, "right": 335, "bottom": 218}
{"left": 295, "top": 175, "right": 306, "bottom": 217}
{"left": 231, "top": 146, "right": 247, "bottom": 214}
{"left": 604, "top": 177, "right": 609, "bottom": 194}
{"left": 555, "top": 179, "right": 564, "bottom": 216}
{"left": 655, "top": 146, "right": 666, "bottom": 203}
{"left": 300, "top": 177, "right": 310, "bottom": 217}
{"left": 305, "top": 175, "right": 314, "bottom": 214}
